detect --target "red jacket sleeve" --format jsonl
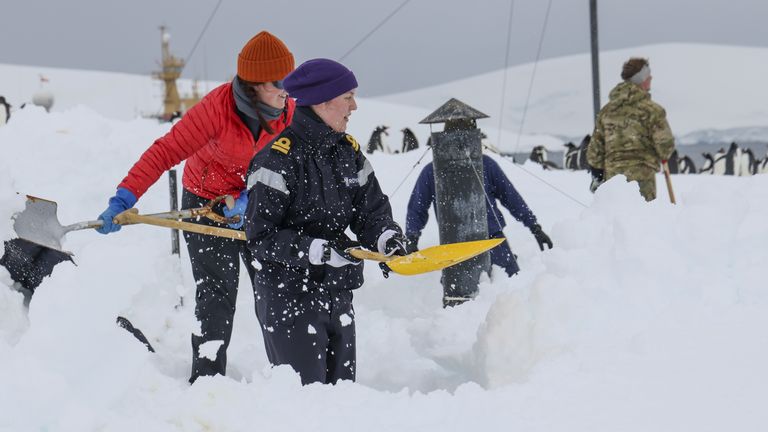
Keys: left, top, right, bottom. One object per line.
{"left": 118, "top": 91, "right": 223, "bottom": 199}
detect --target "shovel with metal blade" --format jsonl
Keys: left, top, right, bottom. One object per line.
{"left": 11, "top": 195, "right": 239, "bottom": 254}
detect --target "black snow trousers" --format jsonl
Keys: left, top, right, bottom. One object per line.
{"left": 255, "top": 284, "right": 356, "bottom": 385}
{"left": 182, "top": 190, "right": 257, "bottom": 383}
{"left": 1, "top": 239, "right": 73, "bottom": 294}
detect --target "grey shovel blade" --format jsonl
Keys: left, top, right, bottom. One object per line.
{"left": 11, "top": 196, "right": 94, "bottom": 254}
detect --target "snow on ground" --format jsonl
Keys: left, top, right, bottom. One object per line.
{"left": 0, "top": 63, "right": 221, "bottom": 122}
{"left": 2, "top": 46, "right": 768, "bottom": 429}
{"left": 2, "top": 101, "right": 768, "bottom": 432}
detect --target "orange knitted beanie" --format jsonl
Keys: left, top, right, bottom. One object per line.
{"left": 237, "top": 31, "right": 295, "bottom": 82}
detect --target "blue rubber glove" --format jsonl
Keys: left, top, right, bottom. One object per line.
{"left": 96, "top": 188, "right": 137, "bottom": 234}
{"left": 223, "top": 190, "right": 248, "bottom": 229}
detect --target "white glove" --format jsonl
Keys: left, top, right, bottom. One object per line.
{"left": 377, "top": 229, "right": 409, "bottom": 256}
{"left": 308, "top": 239, "right": 361, "bottom": 268}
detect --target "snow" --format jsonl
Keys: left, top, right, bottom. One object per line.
{"left": 2, "top": 44, "right": 768, "bottom": 430}
{"left": 198, "top": 341, "right": 224, "bottom": 361}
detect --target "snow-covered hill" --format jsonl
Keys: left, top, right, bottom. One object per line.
{"left": 2, "top": 46, "right": 768, "bottom": 431}
{"left": 382, "top": 43, "right": 768, "bottom": 151}
{"left": 4, "top": 43, "right": 767, "bottom": 154}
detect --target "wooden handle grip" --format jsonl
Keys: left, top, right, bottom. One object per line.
{"left": 113, "top": 209, "right": 246, "bottom": 240}
{"left": 113, "top": 209, "right": 389, "bottom": 260}
{"left": 348, "top": 248, "right": 392, "bottom": 262}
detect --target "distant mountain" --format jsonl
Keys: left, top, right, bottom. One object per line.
{"left": 678, "top": 126, "right": 768, "bottom": 146}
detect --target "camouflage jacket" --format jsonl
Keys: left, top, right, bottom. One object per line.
{"left": 587, "top": 81, "right": 675, "bottom": 179}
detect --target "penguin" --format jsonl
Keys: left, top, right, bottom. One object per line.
{"left": 0, "top": 96, "right": 10, "bottom": 126}
{"left": 758, "top": 155, "right": 768, "bottom": 174}
{"left": 401, "top": 127, "right": 419, "bottom": 153}
{"left": 701, "top": 148, "right": 727, "bottom": 175}
{"left": 563, "top": 142, "right": 578, "bottom": 170}
{"left": 366, "top": 125, "right": 389, "bottom": 154}
{"left": 738, "top": 147, "right": 756, "bottom": 176}
{"left": 724, "top": 142, "right": 741, "bottom": 175}
{"left": 700, "top": 153, "right": 715, "bottom": 174}
{"left": 679, "top": 155, "right": 696, "bottom": 174}
{"left": 666, "top": 149, "right": 696, "bottom": 174}
{"left": 667, "top": 149, "right": 681, "bottom": 174}
{"left": 576, "top": 134, "right": 590, "bottom": 170}
{"left": 529, "top": 145, "right": 560, "bottom": 170}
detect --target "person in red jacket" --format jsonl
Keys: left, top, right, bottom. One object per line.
{"left": 95, "top": 31, "right": 296, "bottom": 383}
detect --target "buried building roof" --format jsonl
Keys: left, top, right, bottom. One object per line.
{"left": 419, "top": 98, "right": 489, "bottom": 124}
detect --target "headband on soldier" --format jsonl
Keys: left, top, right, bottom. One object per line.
{"left": 629, "top": 65, "right": 651, "bottom": 85}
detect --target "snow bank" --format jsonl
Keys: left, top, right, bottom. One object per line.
{"left": 1, "top": 88, "right": 768, "bottom": 431}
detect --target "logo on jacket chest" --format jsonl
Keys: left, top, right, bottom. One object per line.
{"left": 343, "top": 177, "right": 359, "bottom": 186}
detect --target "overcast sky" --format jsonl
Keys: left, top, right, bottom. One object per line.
{"left": 3, "top": 0, "right": 767, "bottom": 96}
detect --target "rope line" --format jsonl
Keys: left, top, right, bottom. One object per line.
{"left": 338, "top": 0, "right": 412, "bottom": 62}
{"left": 184, "top": 0, "right": 224, "bottom": 67}
{"left": 483, "top": 144, "right": 588, "bottom": 208}
{"left": 496, "top": 0, "right": 516, "bottom": 150}
{"left": 512, "top": 0, "right": 553, "bottom": 154}
{"left": 389, "top": 145, "right": 433, "bottom": 198}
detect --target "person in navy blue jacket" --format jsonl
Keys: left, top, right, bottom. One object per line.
{"left": 406, "top": 155, "right": 552, "bottom": 276}
{"left": 245, "top": 59, "right": 409, "bottom": 385}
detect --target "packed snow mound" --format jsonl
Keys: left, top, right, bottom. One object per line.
{"left": 1, "top": 103, "right": 768, "bottom": 430}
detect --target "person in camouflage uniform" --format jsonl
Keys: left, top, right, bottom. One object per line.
{"left": 587, "top": 57, "right": 675, "bottom": 201}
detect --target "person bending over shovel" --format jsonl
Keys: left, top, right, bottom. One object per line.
{"left": 245, "top": 59, "right": 410, "bottom": 385}
{"left": 95, "top": 31, "right": 296, "bottom": 383}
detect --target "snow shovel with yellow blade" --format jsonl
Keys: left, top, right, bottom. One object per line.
{"left": 347, "top": 238, "right": 504, "bottom": 276}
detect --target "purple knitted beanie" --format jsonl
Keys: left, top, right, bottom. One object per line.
{"left": 283, "top": 58, "right": 358, "bottom": 106}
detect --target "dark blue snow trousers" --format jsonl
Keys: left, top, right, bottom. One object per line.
{"left": 489, "top": 231, "right": 520, "bottom": 277}
{"left": 254, "top": 283, "right": 356, "bottom": 385}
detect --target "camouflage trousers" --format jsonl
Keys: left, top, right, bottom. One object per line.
{"left": 607, "top": 168, "right": 657, "bottom": 201}
{"left": 635, "top": 177, "right": 656, "bottom": 201}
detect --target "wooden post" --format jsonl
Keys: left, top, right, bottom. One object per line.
{"left": 168, "top": 169, "right": 180, "bottom": 255}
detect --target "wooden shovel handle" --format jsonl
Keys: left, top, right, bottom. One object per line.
{"left": 113, "top": 209, "right": 387, "bottom": 259}
{"left": 348, "top": 248, "right": 392, "bottom": 262}
{"left": 113, "top": 209, "right": 246, "bottom": 241}
{"left": 661, "top": 160, "right": 676, "bottom": 204}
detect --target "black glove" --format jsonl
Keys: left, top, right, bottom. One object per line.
{"left": 405, "top": 234, "right": 420, "bottom": 254}
{"left": 383, "top": 233, "right": 410, "bottom": 257}
{"left": 589, "top": 167, "right": 605, "bottom": 193}
{"left": 530, "top": 223, "right": 553, "bottom": 251}
{"left": 322, "top": 239, "right": 362, "bottom": 266}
